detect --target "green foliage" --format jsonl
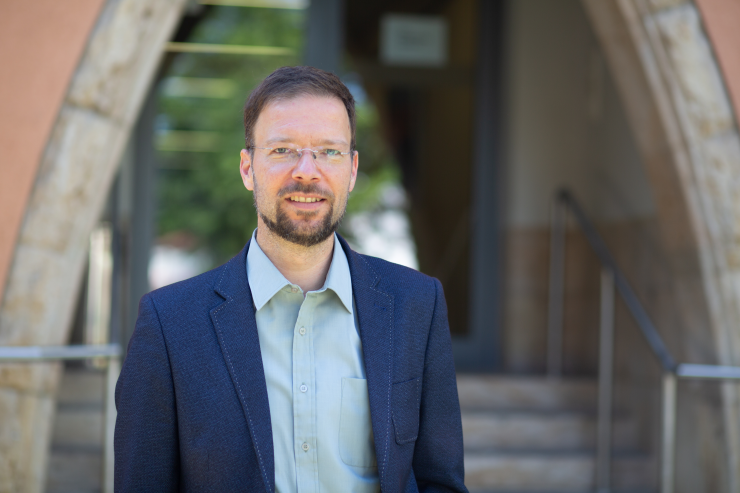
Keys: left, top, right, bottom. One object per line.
{"left": 155, "top": 5, "right": 399, "bottom": 265}
{"left": 339, "top": 102, "right": 400, "bottom": 242}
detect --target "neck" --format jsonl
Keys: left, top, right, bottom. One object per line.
{"left": 255, "top": 220, "right": 335, "bottom": 293}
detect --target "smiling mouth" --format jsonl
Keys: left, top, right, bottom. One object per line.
{"left": 288, "top": 196, "right": 325, "bottom": 203}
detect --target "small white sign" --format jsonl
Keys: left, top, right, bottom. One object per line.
{"left": 380, "top": 14, "right": 448, "bottom": 67}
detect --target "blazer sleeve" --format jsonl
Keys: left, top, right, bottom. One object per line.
{"left": 412, "top": 279, "right": 468, "bottom": 492}
{"left": 115, "top": 293, "right": 180, "bottom": 492}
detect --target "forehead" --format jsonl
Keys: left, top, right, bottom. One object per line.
{"left": 254, "top": 94, "right": 350, "bottom": 143}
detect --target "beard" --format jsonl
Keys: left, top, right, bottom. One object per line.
{"left": 254, "top": 180, "right": 346, "bottom": 247}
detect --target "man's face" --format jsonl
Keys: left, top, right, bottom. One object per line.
{"left": 240, "top": 94, "right": 358, "bottom": 247}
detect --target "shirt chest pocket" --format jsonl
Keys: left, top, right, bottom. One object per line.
{"left": 339, "top": 377, "right": 377, "bottom": 468}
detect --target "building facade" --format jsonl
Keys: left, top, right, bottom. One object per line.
{"left": 2, "top": 0, "right": 740, "bottom": 491}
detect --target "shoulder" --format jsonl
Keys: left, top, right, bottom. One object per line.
{"left": 352, "top": 251, "right": 441, "bottom": 304}
{"left": 144, "top": 262, "right": 227, "bottom": 314}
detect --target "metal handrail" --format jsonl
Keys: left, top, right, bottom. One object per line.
{"left": 0, "top": 344, "right": 121, "bottom": 493}
{"left": 548, "top": 190, "right": 676, "bottom": 373}
{"left": 546, "top": 189, "right": 740, "bottom": 493}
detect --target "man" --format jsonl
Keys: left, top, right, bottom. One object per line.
{"left": 115, "top": 66, "right": 467, "bottom": 492}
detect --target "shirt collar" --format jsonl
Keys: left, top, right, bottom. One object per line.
{"left": 246, "top": 230, "right": 353, "bottom": 313}
{"left": 323, "top": 233, "right": 353, "bottom": 313}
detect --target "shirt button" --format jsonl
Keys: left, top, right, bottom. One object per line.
{"left": 299, "top": 327, "right": 306, "bottom": 335}
{"left": 300, "top": 384, "right": 307, "bottom": 393}
{"left": 291, "top": 287, "right": 298, "bottom": 293}
{"left": 302, "top": 442, "right": 309, "bottom": 452}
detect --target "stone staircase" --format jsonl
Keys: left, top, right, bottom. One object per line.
{"left": 46, "top": 369, "right": 656, "bottom": 492}
{"left": 46, "top": 366, "right": 104, "bottom": 493}
{"left": 458, "top": 375, "right": 656, "bottom": 493}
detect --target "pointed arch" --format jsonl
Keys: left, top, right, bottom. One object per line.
{"left": 584, "top": 0, "right": 740, "bottom": 489}
{"left": 0, "top": 0, "right": 186, "bottom": 489}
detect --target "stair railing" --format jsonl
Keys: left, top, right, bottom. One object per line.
{"left": 0, "top": 344, "right": 121, "bottom": 493}
{"left": 546, "top": 189, "right": 740, "bottom": 493}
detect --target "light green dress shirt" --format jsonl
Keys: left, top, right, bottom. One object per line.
{"left": 246, "top": 231, "right": 380, "bottom": 493}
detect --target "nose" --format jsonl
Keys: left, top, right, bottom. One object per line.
{"left": 292, "top": 149, "right": 321, "bottom": 182}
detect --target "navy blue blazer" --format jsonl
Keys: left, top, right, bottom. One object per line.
{"left": 115, "top": 236, "right": 467, "bottom": 492}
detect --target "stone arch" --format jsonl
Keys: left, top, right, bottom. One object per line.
{"left": 583, "top": 0, "right": 740, "bottom": 489}
{"left": 0, "top": 0, "right": 186, "bottom": 489}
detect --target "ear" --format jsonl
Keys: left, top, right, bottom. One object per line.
{"left": 348, "top": 150, "right": 359, "bottom": 192}
{"left": 240, "top": 149, "right": 254, "bottom": 191}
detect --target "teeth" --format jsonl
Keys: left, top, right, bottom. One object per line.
{"left": 290, "top": 196, "right": 321, "bottom": 203}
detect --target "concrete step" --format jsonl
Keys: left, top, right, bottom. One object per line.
{"left": 51, "top": 403, "right": 103, "bottom": 447}
{"left": 46, "top": 367, "right": 105, "bottom": 493}
{"left": 469, "top": 491, "right": 656, "bottom": 493}
{"left": 46, "top": 450, "right": 101, "bottom": 493}
{"left": 465, "top": 451, "right": 656, "bottom": 491}
{"left": 462, "top": 410, "right": 639, "bottom": 452}
{"left": 56, "top": 368, "right": 104, "bottom": 406}
{"left": 457, "top": 375, "right": 597, "bottom": 412}
{"left": 469, "top": 490, "right": 656, "bottom": 493}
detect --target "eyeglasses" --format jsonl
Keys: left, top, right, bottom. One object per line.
{"left": 250, "top": 145, "right": 353, "bottom": 166}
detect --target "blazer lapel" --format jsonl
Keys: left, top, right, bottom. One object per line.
{"left": 339, "top": 235, "right": 394, "bottom": 488}
{"left": 210, "top": 241, "right": 275, "bottom": 493}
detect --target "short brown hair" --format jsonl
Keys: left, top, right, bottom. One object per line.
{"left": 243, "top": 66, "right": 356, "bottom": 151}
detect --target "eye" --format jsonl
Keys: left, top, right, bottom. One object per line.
{"left": 323, "top": 148, "right": 342, "bottom": 156}
{"left": 273, "top": 147, "right": 291, "bottom": 154}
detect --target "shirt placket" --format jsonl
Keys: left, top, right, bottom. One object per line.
{"left": 292, "top": 291, "right": 318, "bottom": 493}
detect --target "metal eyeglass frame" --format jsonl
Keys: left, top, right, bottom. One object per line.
{"left": 249, "top": 146, "right": 353, "bottom": 162}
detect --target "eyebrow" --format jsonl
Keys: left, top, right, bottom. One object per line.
{"left": 315, "top": 138, "right": 349, "bottom": 147}
{"left": 263, "top": 136, "right": 349, "bottom": 147}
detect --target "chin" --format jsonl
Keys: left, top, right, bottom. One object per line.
{"left": 260, "top": 213, "right": 339, "bottom": 248}
{"left": 293, "top": 222, "right": 336, "bottom": 239}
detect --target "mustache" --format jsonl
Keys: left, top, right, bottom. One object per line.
{"left": 277, "top": 183, "right": 334, "bottom": 200}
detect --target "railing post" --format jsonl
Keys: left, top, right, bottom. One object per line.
{"left": 103, "top": 355, "right": 121, "bottom": 493}
{"left": 661, "top": 372, "right": 677, "bottom": 493}
{"left": 597, "top": 268, "right": 615, "bottom": 493}
{"left": 547, "top": 195, "right": 566, "bottom": 377}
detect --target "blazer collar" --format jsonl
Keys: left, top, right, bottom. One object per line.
{"left": 337, "top": 235, "right": 394, "bottom": 489}
{"left": 213, "top": 240, "right": 250, "bottom": 300}
{"left": 211, "top": 240, "right": 275, "bottom": 493}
